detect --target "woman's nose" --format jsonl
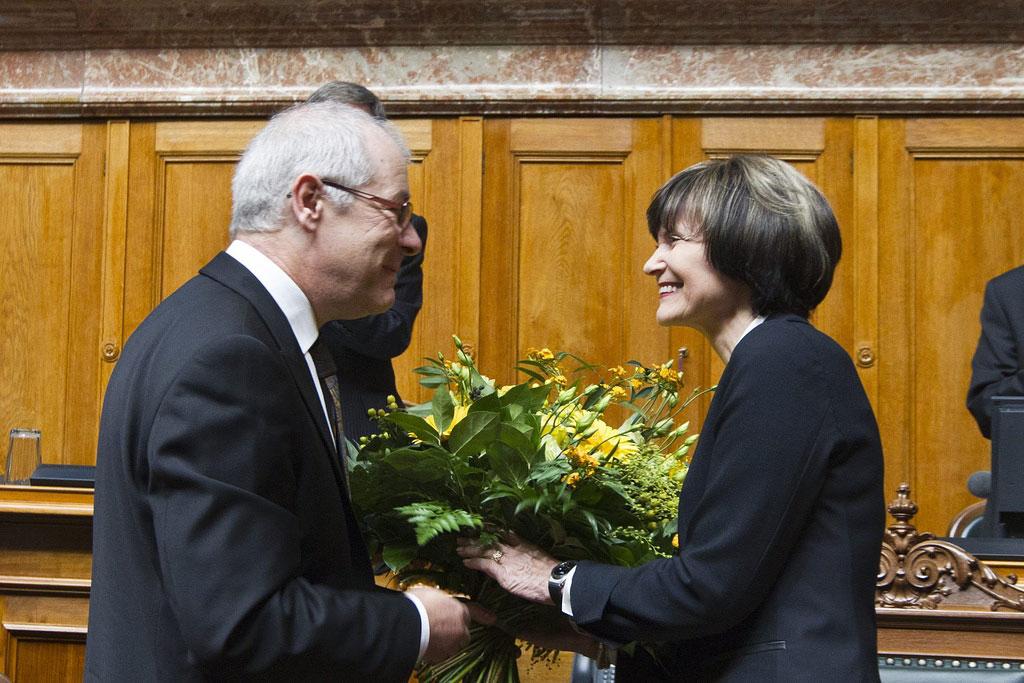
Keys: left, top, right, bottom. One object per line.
{"left": 643, "top": 249, "right": 664, "bottom": 276}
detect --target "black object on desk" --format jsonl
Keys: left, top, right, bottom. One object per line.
{"left": 29, "top": 464, "right": 95, "bottom": 489}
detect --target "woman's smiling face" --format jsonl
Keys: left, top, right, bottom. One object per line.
{"left": 643, "top": 220, "right": 749, "bottom": 332}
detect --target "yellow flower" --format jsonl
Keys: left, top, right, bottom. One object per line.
{"left": 671, "top": 534, "right": 679, "bottom": 548}
{"left": 610, "top": 386, "right": 627, "bottom": 400}
{"left": 657, "top": 364, "right": 682, "bottom": 384}
{"left": 526, "top": 347, "right": 555, "bottom": 360}
{"left": 564, "top": 472, "right": 581, "bottom": 487}
{"left": 608, "top": 365, "right": 628, "bottom": 379}
{"left": 580, "top": 419, "right": 638, "bottom": 460}
{"left": 565, "top": 446, "right": 599, "bottom": 472}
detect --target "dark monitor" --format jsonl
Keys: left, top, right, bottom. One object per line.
{"left": 991, "top": 396, "right": 1024, "bottom": 538}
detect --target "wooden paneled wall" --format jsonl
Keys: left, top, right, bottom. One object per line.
{"left": 0, "top": 115, "right": 1016, "bottom": 541}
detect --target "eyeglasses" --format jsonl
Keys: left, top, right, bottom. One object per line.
{"left": 321, "top": 179, "right": 413, "bottom": 226}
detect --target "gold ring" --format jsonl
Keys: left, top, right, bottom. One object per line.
{"left": 491, "top": 549, "right": 504, "bottom": 563}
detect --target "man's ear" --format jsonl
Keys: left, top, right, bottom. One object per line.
{"left": 290, "top": 174, "right": 323, "bottom": 231}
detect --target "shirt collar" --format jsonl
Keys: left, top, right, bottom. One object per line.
{"left": 737, "top": 315, "right": 767, "bottom": 345}
{"left": 225, "top": 240, "right": 319, "bottom": 354}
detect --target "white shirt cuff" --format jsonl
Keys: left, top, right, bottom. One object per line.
{"left": 560, "top": 566, "right": 577, "bottom": 617}
{"left": 403, "top": 592, "right": 430, "bottom": 661}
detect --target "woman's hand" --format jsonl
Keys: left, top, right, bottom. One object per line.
{"left": 456, "top": 534, "right": 558, "bottom": 606}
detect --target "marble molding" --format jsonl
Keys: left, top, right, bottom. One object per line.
{"left": 3, "top": 43, "right": 1024, "bottom": 117}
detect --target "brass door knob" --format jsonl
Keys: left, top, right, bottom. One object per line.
{"left": 101, "top": 341, "right": 120, "bottom": 362}
{"left": 856, "top": 345, "right": 875, "bottom": 368}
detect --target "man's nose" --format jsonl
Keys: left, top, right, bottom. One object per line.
{"left": 399, "top": 220, "right": 422, "bottom": 257}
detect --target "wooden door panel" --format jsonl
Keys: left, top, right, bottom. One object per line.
{"left": 0, "top": 124, "right": 106, "bottom": 466}
{"left": 481, "top": 118, "right": 667, "bottom": 389}
{"left": 880, "top": 118, "right": 1024, "bottom": 534}
{"left": 159, "top": 161, "right": 236, "bottom": 298}
{"left": 517, "top": 160, "right": 627, "bottom": 361}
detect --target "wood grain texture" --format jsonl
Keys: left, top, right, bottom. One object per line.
{"left": 878, "top": 118, "right": 1024, "bottom": 534}
{"left": 0, "top": 123, "right": 109, "bottom": 467}
{"left": 481, "top": 118, "right": 666, "bottom": 389}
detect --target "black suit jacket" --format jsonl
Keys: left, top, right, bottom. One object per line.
{"left": 967, "top": 265, "right": 1024, "bottom": 439}
{"left": 571, "top": 315, "right": 885, "bottom": 681}
{"left": 85, "top": 252, "right": 420, "bottom": 682}
{"left": 321, "top": 214, "right": 428, "bottom": 440}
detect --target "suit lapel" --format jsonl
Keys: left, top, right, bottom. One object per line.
{"left": 199, "top": 252, "right": 348, "bottom": 492}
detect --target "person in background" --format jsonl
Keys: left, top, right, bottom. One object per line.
{"left": 459, "top": 155, "right": 885, "bottom": 681}
{"left": 307, "top": 81, "right": 429, "bottom": 442}
{"left": 86, "top": 102, "right": 472, "bottom": 682}
{"left": 967, "top": 264, "right": 1024, "bottom": 439}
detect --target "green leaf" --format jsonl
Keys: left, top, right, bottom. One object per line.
{"left": 486, "top": 440, "right": 530, "bottom": 485}
{"left": 448, "top": 411, "right": 500, "bottom": 457}
{"left": 417, "top": 375, "right": 449, "bottom": 388}
{"left": 514, "top": 365, "right": 547, "bottom": 382}
{"left": 632, "top": 386, "right": 654, "bottom": 400}
{"left": 381, "top": 446, "right": 450, "bottom": 482}
{"left": 497, "top": 382, "right": 551, "bottom": 412}
{"left": 582, "top": 385, "right": 609, "bottom": 410}
{"left": 467, "top": 391, "right": 502, "bottom": 414}
{"left": 385, "top": 413, "right": 441, "bottom": 445}
{"left": 382, "top": 544, "right": 417, "bottom": 572}
{"left": 496, "top": 422, "right": 535, "bottom": 459}
{"left": 608, "top": 544, "right": 635, "bottom": 565}
{"left": 431, "top": 385, "right": 455, "bottom": 433}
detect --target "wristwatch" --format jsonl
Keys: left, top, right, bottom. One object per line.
{"left": 548, "top": 560, "right": 577, "bottom": 606}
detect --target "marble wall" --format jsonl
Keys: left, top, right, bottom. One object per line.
{"left": 3, "top": 44, "right": 1024, "bottom": 116}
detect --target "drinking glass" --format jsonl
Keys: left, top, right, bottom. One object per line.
{"left": 3, "top": 428, "right": 42, "bottom": 485}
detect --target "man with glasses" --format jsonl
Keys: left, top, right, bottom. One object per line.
{"left": 86, "top": 102, "right": 473, "bottom": 681}
{"left": 307, "top": 82, "right": 430, "bottom": 443}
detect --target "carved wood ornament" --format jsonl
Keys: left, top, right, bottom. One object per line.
{"left": 876, "top": 483, "right": 1024, "bottom": 612}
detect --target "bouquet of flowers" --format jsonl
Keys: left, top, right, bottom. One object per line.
{"left": 350, "top": 337, "right": 708, "bottom": 682}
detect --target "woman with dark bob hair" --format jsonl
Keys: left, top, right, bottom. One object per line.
{"left": 460, "top": 155, "right": 885, "bottom": 681}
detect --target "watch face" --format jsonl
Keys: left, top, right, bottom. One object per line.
{"left": 552, "top": 560, "right": 577, "bottom": 579}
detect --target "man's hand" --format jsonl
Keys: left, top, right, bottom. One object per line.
{"left": 406, "top": 585, "right": 472, "bottom": 664}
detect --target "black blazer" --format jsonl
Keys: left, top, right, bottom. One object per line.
{"left": 967, "top": 265, "right": 1024, "bottom": 439}
{"left": 85, "top": 252, "right": 421, "bottom": 682}
{"left": 321, "top": 214, "right": 428, "bottom": 440}
{"left": 571, "top": 315, "right": 885, "bottom": 681}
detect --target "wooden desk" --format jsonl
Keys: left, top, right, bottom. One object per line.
{"left": 0, "top": 486, "right": 92, "bottom": 681}
{"left": 4, "top": 484, "right": 1023, "bottom": 681}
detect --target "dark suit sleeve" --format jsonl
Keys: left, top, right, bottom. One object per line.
{"left": 967, "top": 278, "right": 1024, "bottom": 439}
{"left": 147, "top": 335, "right": 420, "bottom": 680}
{"left": 569, "top": 343, "right": 835, "bottom": 645}
{"left": 322, "top": 215, "right": 427, "bottom": 359}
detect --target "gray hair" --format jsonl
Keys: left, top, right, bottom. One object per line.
{"left": 306, "top": 81, "right": 387, "bottom": 120}
{"left": 229, "top": 101, "right": 409, "bottom": 237}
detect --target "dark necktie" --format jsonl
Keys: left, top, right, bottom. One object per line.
{"left": 309, "top": 337, "right": 345, "bottom": 460}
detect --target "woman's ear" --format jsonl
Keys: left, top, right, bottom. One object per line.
{"left": 289, "top": 174, "right": 322, "bottom": 231}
